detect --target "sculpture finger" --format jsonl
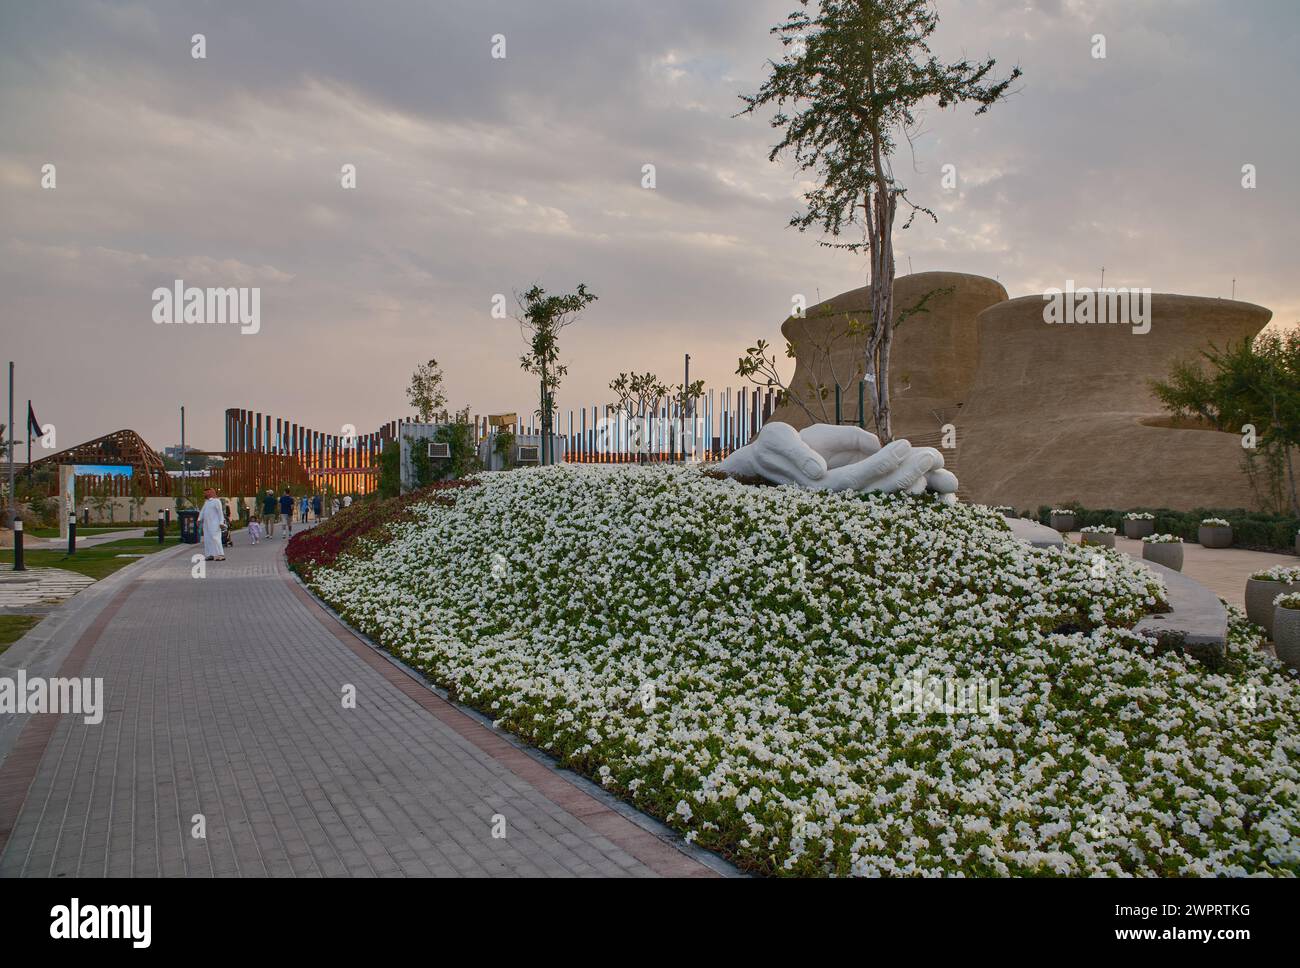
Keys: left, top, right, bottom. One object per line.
{"left": 752, "top": 422, "right": 827, "bottom": 483}
{"left": 925, "top": 468, "right": 959, "bottom": 494}
{"left": 798, "top": 424, "right": 882, "bottom": 469}
{"left": 912, "top": 446, "right": 945, "bottom": 470}
{"left": 818, "top": 439, "right": 913, "bottom": 491}
{"left": 863, "top": 448, "right": 942, "bottom": 494}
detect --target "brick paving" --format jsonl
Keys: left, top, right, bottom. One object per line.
{"left": 0, "top": 530, "right": 715, "bottom": 878}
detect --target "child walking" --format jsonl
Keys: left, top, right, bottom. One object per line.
{"left": 248, "top": 516, "right": 264, "bottom": 545}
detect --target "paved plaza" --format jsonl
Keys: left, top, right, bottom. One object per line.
{"left": 0, "top": 530, "right": 718, "bottom": 878}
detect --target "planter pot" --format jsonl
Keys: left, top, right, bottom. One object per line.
{"left": 1142, "top": 542, "right": 1183, "bottom": 572}
{"left": 1245, "top": 578, "right": 1300, "bottom": 637}
{"left": 1272, "top": 606, "right": 1300, "bottom": 671}
{"left": 1081, "top": 533, "right": 1116, "bottom": 548}
{"left": 1001, "top": 509, "right": 1018, "bottom": 520}
{"left": 1124, "top": 519, "right": 1155, "bottom": 539}
{"left": 1197, "top": 525, "right": 1232, "bottom": 549}
{"left": 1295, "top": 532, "right": 1300, "bottom": 556}
{"left": 1049, "top": 513, "right": 1076, "bottom": 533}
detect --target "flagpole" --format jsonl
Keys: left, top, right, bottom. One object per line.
{"left": 26, "top": 399, "right": 32, "bottom": 483}
{"left": 7, "top": 361, "right": 14, "bottom": 524}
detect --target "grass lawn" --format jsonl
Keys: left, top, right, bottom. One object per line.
{"left": 0, "top": 537, "right": 172, "bottom": 580}
{"left": 28, "top": 523, "right": 178, "bottom": 538}
{"left": 0, "top": 614, "right": 42, "bottom": 653}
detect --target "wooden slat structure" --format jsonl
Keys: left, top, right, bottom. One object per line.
{"left": 28, "top": 428, "right": 170, "bottom": 494}
{"left": 214, "top": 408, "right": 413, "bottom": 496}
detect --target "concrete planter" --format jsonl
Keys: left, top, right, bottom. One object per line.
{"left": 1272, "top": 606, "right": 1300, "bottom": 671}
{"left": 1295, "top": 532, "right": 1300, "bottom": 555}
{"left": 1124, "top": 519, "right": 1155, "bottom": 539}
{"left": 1142, "top": 541, "right": 1183, "bottom": 572}
{"left": 1245, "top": 578, "right": 1300, "bottom": 638}
{"left": 1197, "top": 525, "right": 1232, "bottom": 549}
{"left": 1049, "top": 512, "right": 1076, "bottom": 533}
{"left": 1080, "top": 532, "right": 1116, "bottom": 548}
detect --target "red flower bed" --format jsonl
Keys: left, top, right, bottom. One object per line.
{"left": 286, "top": 479, "right": 479, "bottom": 580}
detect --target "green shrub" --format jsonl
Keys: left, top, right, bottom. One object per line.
{"left": 493, "top": 430, "right": 516, "bottom": 469}
{"left": 433, "top": 422, "right": 481, "bottom": 481}
{"left": 1038, "top": 504, "right": 1299, "bottom": 552}
{"left": 377, "top": 441, "right": 400, "bottom": 498}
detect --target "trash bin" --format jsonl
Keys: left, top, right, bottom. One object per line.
{"left": 179, "top": 509, "right": 200, "bottom": 544}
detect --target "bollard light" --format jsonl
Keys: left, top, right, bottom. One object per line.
{"left": 157, "top": 508, "right": 165, "bottom": 544}
{"left": 67, "top": 510, "right": 77, "bottom": 555}
{"left": 12, "top": 517, "right": 24, "bottom": 571}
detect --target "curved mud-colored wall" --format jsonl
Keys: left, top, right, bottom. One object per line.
{"left": 770, "top": 276, "right": 1274, "bottom": 510}
{"left": 957, "top": 293, "right": 1270, "bottom": 510}
{"left": 769, "top": 271, "right": 1008, "bottom": 434}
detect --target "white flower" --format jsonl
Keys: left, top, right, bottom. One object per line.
{"left": 307, "top": 464, "right": 1300, "bottom": 877}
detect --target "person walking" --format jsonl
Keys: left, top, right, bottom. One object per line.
{"left": 247, "top": 516, "right": 263, "bottom": 544}
{"left": 200, "top": 487, "right": 226, "bottom": 561}
{"left": 332, "top": 497, "right": 340, "bottom": 516}
{"left": 261, "top": 489, "right": 277, "bottom": 538}
{"left": 312, "top": 493, "right": 322, "bottom": 522}
{"left": 299, "top": 494, "right": 309, "bottom": 523}
{"left": 280, "top": 487, "right": 294, "bottom": 535}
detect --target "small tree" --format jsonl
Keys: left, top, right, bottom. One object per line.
{"left": 516, "top": 283, "right": 598, "bottom": 464}
{"left": 128, "top": 475, "right": 147, "bottom": 522}
{"left": 610, "top": 371, "right": 705, "bottom": 460}
{"left": 407, "top": 359, "right": 448, "bottom": 423}
{"left": 739, "top": 0, "right": 1019, "bottom": 440}
{"left": 1152, "top": 332, "right": 1300, "bottom": 514}
{"left": 89, "top": 478, "right": 113, "bottom": 523}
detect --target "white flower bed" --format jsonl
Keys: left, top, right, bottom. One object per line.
{"left": 1080, "top": 525, "right": 1117, "bottom": 534}
{"left": 310, "top": 464, "right": 1300, "bottom": 876}
{"left": 1201, "top": 518, "right": 1231, "bottom": 528}
{"left": 1142, "top": 533, "right": 1183, "bottom": 544}
{"left": 1125, "top": 512, "right": 1155, "bottom": 521}
{"left": 1252, "top": 566, "right": 1300, "bottom": 583}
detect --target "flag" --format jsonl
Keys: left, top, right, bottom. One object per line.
{"left": 27, "top": 402, "right": 41, "bottom": 438}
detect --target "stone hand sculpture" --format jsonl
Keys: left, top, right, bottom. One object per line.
{"left": 718, "top": 422, "right": 958, "bottom": 503}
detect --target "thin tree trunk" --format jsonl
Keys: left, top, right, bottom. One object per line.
{"left": 1287, "top": 445, "right": 1299, "bottom": 516}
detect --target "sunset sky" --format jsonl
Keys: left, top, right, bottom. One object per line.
{"left": 2, "top": 0, "right": 1295, "bottom": 452}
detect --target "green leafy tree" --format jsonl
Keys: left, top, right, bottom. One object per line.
{"left": 493, "top": 429, "right": 516, "bottom": 469}
{"left": 407, "top": 359, "right": 448, "bottom": 423}
{"left": 1152, "top": 332, "right": 1300, "bottom": 514}
{"left": 89, "top": 478, "right": 113, "bottom": 523}
{"left": 377, "top": 441, "right": 401, "bottom": 498}
{"left": 128, "top": 474, "right": 147, "bottom": 522}
{"left": 516, "top": 283, "right": 598, "bottom": 463}
{"left": 738, "top": 0, "right": 1019, "bottom": 440}
{"left": 610, "top": 371, "right": 705, "bottom": 461}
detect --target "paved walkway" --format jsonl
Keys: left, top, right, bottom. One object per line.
{"left": 0, "top": 530, "right": 716, "bottom": 878}
{"left": 1069, "top": 533, "right": 1295, "bottom": 611}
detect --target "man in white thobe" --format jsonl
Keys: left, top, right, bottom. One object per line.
{"left": 200, "top": 488, "right": 226, "bottom": 560}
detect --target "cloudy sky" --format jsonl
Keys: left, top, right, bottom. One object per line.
{"left": 1, "top": 0, "right": 1296, "bottom": 452}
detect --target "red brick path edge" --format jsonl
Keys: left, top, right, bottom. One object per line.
{"left": 0, "top": 582, "right": 140, "bottom": 858}
{"left": 281, "top": 570, "right": 720, "bottom": 879}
